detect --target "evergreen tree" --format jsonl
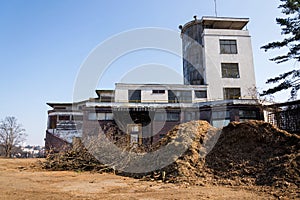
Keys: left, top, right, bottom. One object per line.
{"left": 261, "top": 0, "right": 300, "bottom": 99}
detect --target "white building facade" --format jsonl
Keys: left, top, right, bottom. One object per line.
{"left": 45, "top": 16, "right": 263, "bottom": 151}
{"left": 181, "top": 16, "right": 256, "bottom": 100}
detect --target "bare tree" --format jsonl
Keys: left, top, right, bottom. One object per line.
{"left": 0, "top": 116, "right": 27, "bottom": 158}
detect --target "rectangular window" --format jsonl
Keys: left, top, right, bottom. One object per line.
{"left": 168, "top": 90, "right": 192, "bottom": 103}
{"left": 88, "top": 113, "right": 113, "bottom": 121}
{"left": 194, "top": 90, "right": 207, "bottom": 98}
{"left": 220, "top": 40, "right": 237, "bottom": 54}
{"left": 58, "top": 115, "right": 70, "bottom": 121}
{"left": 154, "top": 113, "right": 166, "bottom": 121}
{"left": 221, "top": 63, "right": 240, "bottom": 78}
{"left": 211, "top": 110, "right": 231, "bottom": 128}
{"left": 73, "top": 115, "right": 83, "bottom": 121}
{"left": 130, "top": 134, "right": 138, "bottom": 144}
{"left": 105, "top": 113, "right": 114, "bottom": 120}
{"left": 88, "top": 113, "right": 97, "bottom": 120}
{"left": 212, "top": 119, "right": 231, "bottom": 128}
{"left": 97, "top": 113, "right": 106, "bottom": 120}
{"left": 212, "top": 111, "right": 230, "bottom": 119}
{"left": 100, "top": 96, "right": 113, "bottom": 102}
{"left": 224, "top": 88, "right": 241, "bottom": 99}
{"left": 128, "top": 90, "right": 141, "bottom": 103}
{"left": 239, "top": 110, "right": 257, "bottom": 119}
{"left": 167, "top": 112, "right": 180, "bottom": 121}
{"left": 48, "top": 115, "right": 57, "bottom": 129}
{"left": 152, "top": 90, "right": 165, "bottom": 94}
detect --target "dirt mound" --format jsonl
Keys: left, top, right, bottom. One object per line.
{"left": 136, "top": 120, "right": 299, "bottom": 198}
{"left": 138, "top": 120, "right": 217, "bottom": 184}
{"left": 206, "top": 120, "right": 300, "bottom": 188}
{"left": 43, "top": 120, "right": 299, "bottom": 197}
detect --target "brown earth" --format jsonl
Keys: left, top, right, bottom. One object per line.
{"left": 0, "top": 158, "right": 279, "bottom": 200}
{"left": 41, "top": 120, "right": 300, "bottom": 199}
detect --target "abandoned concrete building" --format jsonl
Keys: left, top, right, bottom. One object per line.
{"left": 46, "top": 16, "right": 265, "bottom": 152}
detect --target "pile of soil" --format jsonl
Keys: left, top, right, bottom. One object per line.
{"left": 127, "top": 120, "right": 299, "bottom": 198}
{"left": 139, "top": 120, "right": 217, "bottom": 184}
{"left": 205, "top": 120, "right": 300, "bottom": 197}
{"left": 43, "top": 120, "right": 299, "bottom": 197}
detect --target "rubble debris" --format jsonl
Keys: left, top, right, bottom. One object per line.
{"left": 43, "top": 120, "right": 299, "bottom": 198}
{"left": 137, "top": 120, "right": 217, "bottom": 184}
{"left": 205, "top": 120, "right": 300, "bottom": 198}
{"left": 42, "top": 142, "right": 112, "bottom": 173}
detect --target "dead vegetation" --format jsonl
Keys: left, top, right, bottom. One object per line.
{"left": 42, "top": 120, "right": 300, "bottom": 199}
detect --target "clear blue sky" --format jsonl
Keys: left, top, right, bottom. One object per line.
{"left": 0, "top": 0, "right": 294, "bottom": 145}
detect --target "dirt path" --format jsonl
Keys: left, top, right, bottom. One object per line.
{"left": 0, "top": 158, "right": 275, "bottom": 200}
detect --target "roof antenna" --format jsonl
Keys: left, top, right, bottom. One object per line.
{"left": 214, "top": 0, "right": 218, "bottom": 17}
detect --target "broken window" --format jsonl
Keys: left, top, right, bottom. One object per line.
{"left": 220, "top": 40, "right": 237, "bottom": 54}
{"left": 221, "top": 63, "right": 240, "bottom": 78}
{"left": 224, "top": 88, "right": 241, "bottom": 99}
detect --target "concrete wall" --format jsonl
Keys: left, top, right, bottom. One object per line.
{"left": 203, "top": 29, "right": 256, "bottom": 100}
{"left": 114, "top": 83, "right": 207, "bottom": 103}
{"left": 141, "top": 89, "right": 168, "bottom": 103}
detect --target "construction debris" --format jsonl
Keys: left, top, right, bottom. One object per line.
{"left": 205, "top": 120, "right": 300, "bottom": 198}
{"left": 42, "top": 120, "right": 300, "bottom": 198}
{"left": 42, "top": 142, "right": 112, "bottom": 173}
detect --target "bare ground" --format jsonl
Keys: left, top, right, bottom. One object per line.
{"left": 0, "top": 158, "right": 277, "bottom": 200}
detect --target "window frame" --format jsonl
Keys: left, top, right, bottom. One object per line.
{"left": 128, "top": 90, "right": 141, "bottom": 103}
{"left": 194, "top": 90, "right": 207, "bottom": 98}
{"left": 220, "top": 39, "right": 238, "bottom": 54}
{"left": 223, "top": 88, "right": 241, "bottom": 100}
{"left": 152, "top": 90, "right": 165, "bottom": 94}
{"left": 221, "top": 63, "right": 240, "bottom": 78}
{"left": 88, "top": 112, "right": 114, "bottom": 121}
{"left": 166, "top": 112, "right": 180, "bottom": 122}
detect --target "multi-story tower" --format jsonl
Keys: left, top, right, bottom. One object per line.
{"left": 46, "top": 16, "right": 264, "bottom": 152}
{"left": 180, "top": 16, "right": 256, "bottom": 100}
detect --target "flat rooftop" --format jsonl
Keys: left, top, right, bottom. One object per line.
{"left": 181, "top": 16, "right": 249, "bottom": 33}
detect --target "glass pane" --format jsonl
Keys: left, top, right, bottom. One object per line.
{"left": 88, "top": 113, "right": 97, "bottom": 120}
{"left": 106, "top": 113, "right": 114, "bottom": 120}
